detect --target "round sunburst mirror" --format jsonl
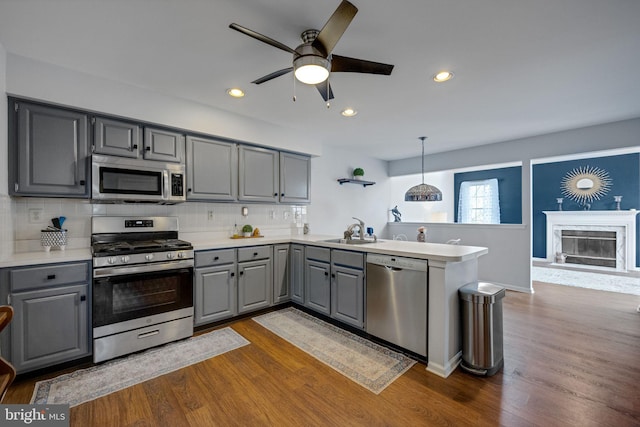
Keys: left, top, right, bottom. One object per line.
{"left": 561, "top": 166, "right": 612, "bottom": 205}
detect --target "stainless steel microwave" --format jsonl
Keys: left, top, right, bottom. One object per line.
{"left": 92, "top": 154, "right": 186, "bottom": 203}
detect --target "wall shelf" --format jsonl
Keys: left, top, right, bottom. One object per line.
{"left": 337, "top": 178, "right": 376, "bottom": 187}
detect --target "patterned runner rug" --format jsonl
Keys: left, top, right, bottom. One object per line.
{"left": 31, "top": 327, "right": 249, "bottom": 407}
{"left": 253, "top": 307, "right": 416, "bottom": 394}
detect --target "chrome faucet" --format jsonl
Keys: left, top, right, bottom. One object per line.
{"left": 348, "top": 217, "right": 366, "bottom": 240}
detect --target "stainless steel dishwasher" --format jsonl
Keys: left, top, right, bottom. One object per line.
{"left": 366, "top": 254, "right": 428, "bottom": 357}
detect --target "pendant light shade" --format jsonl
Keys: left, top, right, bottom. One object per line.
{"left": 404, "top": 137, "right": 443, "bottom": 202}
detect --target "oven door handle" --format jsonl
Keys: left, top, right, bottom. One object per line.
{"left": 93, "top": 259, "right": 194, "bottom": 278}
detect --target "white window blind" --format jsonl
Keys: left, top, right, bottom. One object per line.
{"left": 457, "top": 178, "right": 501, "bottom": 224}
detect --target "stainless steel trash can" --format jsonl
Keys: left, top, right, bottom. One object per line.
{"left": 459, "top": 282, "right": 506, "bottom": 376}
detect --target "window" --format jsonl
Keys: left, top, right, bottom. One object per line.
{"left": 457, "top": 178, "right": 500, "bottom": 224}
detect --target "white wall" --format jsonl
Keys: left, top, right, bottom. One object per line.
{"left": 387, "top": 222, "right": 530, "bottom": 292}
{"left": 6, "top": 54, "right": 322, "bottom": 157}
{"left": 0, "top": 42, "right": 13, "bottom": 258}
{"left": 308, "top": 145, "right": 390, "bottom": 237}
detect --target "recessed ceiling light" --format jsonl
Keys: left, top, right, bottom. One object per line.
{"left": 341, "top": 108, "right": 358, "bottom": 117}
{"left": 433, "top": 71, "right": 454, "bottom": 83}
{"left": 227, "top": 88, "right": 245, "bottom": 98}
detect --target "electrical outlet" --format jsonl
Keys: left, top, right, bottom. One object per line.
{"left": 270, "top": 210, "right": 276, "bottom": 220}
{"left": 207, "top": 210, "right": 214, "bottom": 221}
{"left": 28, "top": 208, "right": 44, "bottom": 223}
{"left": 283, "top": 211, "right": 290, "bottom": 220}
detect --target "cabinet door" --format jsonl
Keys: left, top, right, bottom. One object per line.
{"left": 273, "top": 244, "right": 290, "bottom": 304}
{"left": 194, "top": 264, "right": 237, "bottom": 325}
{"left": 238, "top": 259, "right": 272, "bottom": 314}
{"left": 331, "top": 265, "right": 364, "bottom": 329}
{"left": 305, "top": 259, "right": 331, "bottom": 315}
{"left": 11, "top": 284, "right": 89, "bottom": 373}
{"left": 93, "top": 116, "right": 142, "bottom": 158}
{"left": 186, "top": 136, "right": 237, "bottom": 201}
{"left": 12, "top": 101, "right": 89, "bottom": 197}
{"left": 290, "top": 244, "right": 305, "bottom": 304}
{"left": 238, "top": 146, "right": 279, "bottom": 202}
{"left": 279, "top": 152, "right": 310, "bottom": 204}
{"left": 143, "top": 127, "right": 185, "bottom": 163}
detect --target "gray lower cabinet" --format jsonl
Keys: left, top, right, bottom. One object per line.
{"left": 93, "top": 116, "right": 142, "bottom": 158}
{"left": 290, "top": 244, "right": 305, "bottom": 304}
{"left": 143, "top": 127, "right": 185, "bottom": 163}
{"left": 238, "top": 246, "right": 273, "bottom": 314}
{"left": 194, "top": 249, "right": 237, "bottom": 325}
{"left": 186, "top": 136, "right": 237, "bottom": 201}
{"left": 304, "top": 247, "right": 331, "bottom": 315}
{"left": 238, "top": 146, "right": 279, "bottom": 203}
{"left": 279, "top": 152, "right": 311, "bottom": 204}
{"left": 3, "top": 261, "right": 91, "bottom": 373}
{"left": 273, "top": 244, "right": 290, "bottom": 304}
{"left": 330, "top": 250, "right": 365, "bottom": 329}
{"left": 10, "top": 99, "right": 89, "bottom": 197}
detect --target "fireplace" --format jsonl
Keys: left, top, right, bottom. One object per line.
{"left": 544, "top": 211, "right": 639, "bottom": 271}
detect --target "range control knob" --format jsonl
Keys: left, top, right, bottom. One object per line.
{"left": 166, "top": 252, "right": 175, "bottom": 259}
{"left": 120, "top": 255, "right": 130, "bottom": 263}
{"left": 177, "top": 252, "right": 185, "bottom": 259}
{"left": 145, "top": 254, "right": 154, "bottom": 261}
{"left": 107, "top": 257, "right": 116, "bottom": 265}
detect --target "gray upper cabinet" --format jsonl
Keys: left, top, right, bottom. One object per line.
{"left": 143, "top": 127, "right": 185, "bottom": 163}
{"left": 238, "top": 146, "right": 279, "bottom": 203}
{"left": 10, "top": 100, "right": 89, "bottom": 197}
{"left": 93, "top": 117, "right": 142, "bottom": 158}
{"left": 279, "top": 152, "right": 310, "bottom": 204}
{"left": 186, "top": 136, "right": 237, "bottom": 201}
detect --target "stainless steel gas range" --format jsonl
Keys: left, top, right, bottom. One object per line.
{"left": 91, "top": 216, "right": 194, "bottom": 363}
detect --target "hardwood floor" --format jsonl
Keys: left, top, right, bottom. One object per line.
{"left": 4, "top": 282, "right": 640, "bottom": 426}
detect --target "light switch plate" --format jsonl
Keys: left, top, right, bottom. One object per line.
{"left": 28, "top": 208, "right": 44, "bottom": 223}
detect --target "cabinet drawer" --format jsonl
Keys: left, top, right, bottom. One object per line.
{"left": 305, "top": 246, "right": 330, "bottom": 263}
{"left": 195, "top": 249, "right": 236, "bottom": 267}
{"left": 10, "top": 262, "right": 89, "bottom": 292}
{"left": 331, "top": 250, "right": 364, "bottom": 270}
{"left": 238, "top": 246, "right": 272, "bottom": 262}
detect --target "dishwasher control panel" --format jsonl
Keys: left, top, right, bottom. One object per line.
{"left": 366, "top": 254, "right": 428, "bottom": 271}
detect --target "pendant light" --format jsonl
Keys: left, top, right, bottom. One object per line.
{"left": 404, "top": 137, "right": 443, "bottom": 201}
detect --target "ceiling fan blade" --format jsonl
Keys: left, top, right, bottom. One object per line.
{"left": 312, "top": 0, "right": 358, "bottom": 57}
{"left": 229, "top": 23, "right": 297, "bottom": 55}
{"left": 251, "top": 67, "right": 293, "bottom": 85}
{"left": 331, "top": 55, "right": 394, "bottom": 75}
{"left": 316, "top": 80, "right": 335, "bottom": 102}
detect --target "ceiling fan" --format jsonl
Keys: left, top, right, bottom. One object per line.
{"left": 229, "top": 0, "right": 394, "bottom": 102}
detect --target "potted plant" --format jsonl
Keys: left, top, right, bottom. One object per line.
{"left": 353, "top": 167, "right": 365, "bottom": 180}
{"left": 242, "top": 224, "right": 253, "bottom": 237}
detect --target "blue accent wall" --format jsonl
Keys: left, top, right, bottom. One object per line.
{"left": 454, "top": 166, "right": 522, "bottom": 224}
{"left": 532, "top": 153, "right": 640, "bottom": 267}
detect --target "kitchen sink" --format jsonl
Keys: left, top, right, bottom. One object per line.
{"left": 321, "top": 238, "right": 381, "bottom": 245}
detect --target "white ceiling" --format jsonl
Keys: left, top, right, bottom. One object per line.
{"left": 1, "top": 0, "right": 639, "bottom": 161}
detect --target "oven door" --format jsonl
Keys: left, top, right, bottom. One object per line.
{"left": 93, "top": 262, "right": 193, "bottom": 328}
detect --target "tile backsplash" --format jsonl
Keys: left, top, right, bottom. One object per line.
{"left": 9, "top": 197, "right": 308, "bottom": 253}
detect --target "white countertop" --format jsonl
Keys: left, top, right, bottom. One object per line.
{"left": 0, "top": 234, "right": 487, "bottom": 268}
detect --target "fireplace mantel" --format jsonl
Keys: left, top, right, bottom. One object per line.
{"left": 543, "top": 210, "right": 638, "bottom": 271}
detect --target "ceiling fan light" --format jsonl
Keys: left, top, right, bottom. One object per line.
{"left": 294, "top": 56, "right": 330, "bottom": 84}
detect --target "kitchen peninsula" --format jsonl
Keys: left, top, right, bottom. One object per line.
{"left": 0, "top": 235, "right": 487, "bottom": 379}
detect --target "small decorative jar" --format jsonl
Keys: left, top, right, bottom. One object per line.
{"left": 41, "top": 230, "right": 67, "bottom": 251}
{"left": 417, "top": 226, "right": 426, "bottom": 242}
